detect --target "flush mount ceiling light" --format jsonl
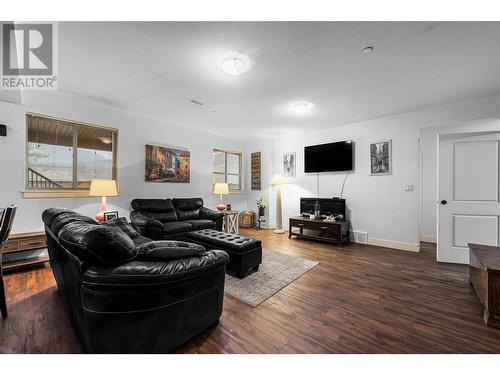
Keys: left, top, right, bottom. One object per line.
{"left": 362, "top": 46, "right": 374, "bottom": 54}
{"left": 292, "top": 101, "right": 314, "bottom": 114}
{"left": 221, "top": 56, "right": 249, "bottom": 75}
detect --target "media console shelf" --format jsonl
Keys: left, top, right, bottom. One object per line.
{"left": 289, "top": 217, "right": 349, "bottom": 246}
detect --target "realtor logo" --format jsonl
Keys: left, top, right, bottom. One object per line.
{"left": 1, "top": 22, "right": 58, "bottom": 89}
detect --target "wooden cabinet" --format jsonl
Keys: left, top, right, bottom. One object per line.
{"left": 469, "top": 243, "right": 500, "bottom": 328}
{"left": 2, "top": 232, "right": 49, "bottom": 272}
{"left": 289, "top": 217, "right": 349, "bottom": 246}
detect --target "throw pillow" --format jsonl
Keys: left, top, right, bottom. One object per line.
{"left": 59, "top": 222, "right": 137, "bottom": 264}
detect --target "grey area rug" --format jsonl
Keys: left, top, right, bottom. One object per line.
{"left": 224, "top": 249, "right": 319, "bottom": 307}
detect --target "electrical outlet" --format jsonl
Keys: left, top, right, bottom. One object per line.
{"left": 404, "top": 185, "right": 414, "bottom": 192}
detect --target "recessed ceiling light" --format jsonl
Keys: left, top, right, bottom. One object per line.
{"left": 362, "top": 46, "right": 374, "bottom": 54}
{"left": 221, "top": 56, "right": 249, "bottom": 75}
{"left": 292, "top": 101, "right": 314, "bottom": 114}
{"left": 210, "top": 110, "right": 217, "bottom": 115}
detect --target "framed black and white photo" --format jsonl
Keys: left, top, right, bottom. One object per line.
{"left": 104, "top": 211, "right": 119, "bottom": 221}
{"left": 369, "top": 140, "right": 392, "bottom": 175}
{"left": 283, "top": 152, "right": 296, "bottom": 178}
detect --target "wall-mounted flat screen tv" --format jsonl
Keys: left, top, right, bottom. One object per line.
{"left": 304, "top": 140, "right": 353, "bottom": 173}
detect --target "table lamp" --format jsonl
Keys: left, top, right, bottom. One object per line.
{"left": 270, "top": 174, "right": 288, "bottom": 234}
{"left": 213, "top": 182, "right": 229, "bottom": 211}
{"left": 89, "top": 179, "right": 118, "bottom": 221}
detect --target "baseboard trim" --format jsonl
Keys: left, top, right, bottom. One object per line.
{"left": 421, "top": 235, "right": 437, "bottom": 244}
{"left": 367, "top": 237, "right": 420, "bottom": 252}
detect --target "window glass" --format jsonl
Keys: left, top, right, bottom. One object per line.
{"left": 26, "top": 114, "right": 117, "bottom": 190}
{"left": 27, "top": 118, "right": 74, "bottom": 189}
{"left": 212, "top": 149, "right": 242, "bottom": 191}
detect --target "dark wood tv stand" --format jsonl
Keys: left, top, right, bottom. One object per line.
{"left": 289, "top": 217, "right": 349, "bottom": 246}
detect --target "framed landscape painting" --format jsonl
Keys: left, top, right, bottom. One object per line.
{"left": 145, "top": 144, "right": 190, "bottom": 183}
{"left": 369, "top": 140, "right": 392, "bottom": 175}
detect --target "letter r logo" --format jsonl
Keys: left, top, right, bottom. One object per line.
{"left": 2, "top": 23, "right": 53, "bottom": 76}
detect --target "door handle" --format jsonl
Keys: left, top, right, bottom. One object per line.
{"left": 441, "top": 200, "right": 447, "bottom": 205}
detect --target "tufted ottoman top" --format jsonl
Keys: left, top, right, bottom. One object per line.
{"left": 186, "top": 229, "right": 261, "bottom": 253}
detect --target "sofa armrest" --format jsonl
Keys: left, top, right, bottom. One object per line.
{"left": 82, "top": 249, "right": 229, "bottom": 286}
{"left": 130, "top": 211, "right": 163, "bottom": 240}
{"left": 199, "top": 207, "right": 224, "bottom": 231}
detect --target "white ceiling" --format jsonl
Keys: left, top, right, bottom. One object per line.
{"left": 53, "top": 22, "right": 500, "bottom": 140}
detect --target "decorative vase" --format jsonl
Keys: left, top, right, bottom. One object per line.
{"left": 258, "top": 207, "right": 265, "bottom": 217}
{"left": 314, "top": 200, "right": 321, "bottom": 219}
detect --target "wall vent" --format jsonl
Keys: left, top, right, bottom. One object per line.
{"left": 350, "top": 230, "right": 368, "bottom": 244}
{"left": 189, "top": 99, "right": 205, "bottom": 106}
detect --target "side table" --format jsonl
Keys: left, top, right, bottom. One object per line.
{"left": 222, "top": 210, "right": 239, "bottom": 234}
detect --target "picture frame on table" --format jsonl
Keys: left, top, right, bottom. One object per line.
{"left": 104, "top": 211, "right": 119, "bottom": 221}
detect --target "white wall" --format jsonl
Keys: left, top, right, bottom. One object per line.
{"left": 0, "top": 91, "right": 247, "bottom": 233}
{"left": 2, "top": 89, "right": 499, "bottom": 248}
{"left": 266, "top": 95, "right": 500, "bottom": 249}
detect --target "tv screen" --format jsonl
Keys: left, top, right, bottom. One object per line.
{"left": 304, "top": 141, "right": 353, "bottom": 173}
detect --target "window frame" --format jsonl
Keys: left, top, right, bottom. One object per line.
{"left": 212, "top": 148, "right": 243, "bottom": 192}
{"left": 23, "top": 113, "right": 118, "bottom": 199}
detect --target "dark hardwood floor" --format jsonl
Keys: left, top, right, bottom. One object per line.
{"left": 1, "top": 229, "right": 500, "bottom": 353}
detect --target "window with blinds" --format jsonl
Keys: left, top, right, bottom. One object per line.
{"left": 26, "top": 113, "right": 118, "bottom": 191}
{"left": 212, "top": 148, "right": 242, "bottom": 191}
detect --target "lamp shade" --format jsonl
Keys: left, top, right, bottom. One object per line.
{"left": 270, "top": 174, "right": 288, "bottom": 185}
{"left": 89, "top": 180, "right": 118, "bottom": 197}
{"left": 213, "top": 182, "right": 229, "bottom": 195}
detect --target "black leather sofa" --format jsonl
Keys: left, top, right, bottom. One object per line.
{"left": 42, "top": 208, "right": 229, "bottom": 353}
{"left": 130, "top": 198, "right": 224, "bottom": 240}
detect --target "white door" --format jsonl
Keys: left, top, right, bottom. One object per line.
{"left": 438, "top": 132, "right": 500, "bottom": 264}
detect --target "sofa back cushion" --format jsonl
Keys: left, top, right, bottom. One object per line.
{"left": 50, "top": 211, "right": 98, "bottom": 236}
{"left": 101, "top": 217, "right": 140, "bottom": 238}
{"left": 131, "top": 199, "right": 177, "bottom": 223}
{"left": 172, "top": 198, "right": 203, "bottom": 221}
{"left": 58, "top": 222, "right": 137, "bottom": 264}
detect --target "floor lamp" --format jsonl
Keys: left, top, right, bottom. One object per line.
{"left": 271, "top": 174, "right": 288, "bottom": 234}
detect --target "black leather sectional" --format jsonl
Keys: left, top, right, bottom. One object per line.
{"left": 42, "top": 208, "right": 228, "bottom": 353}
{"left": 130, "top": 198, "right": 223, "bottom": 240}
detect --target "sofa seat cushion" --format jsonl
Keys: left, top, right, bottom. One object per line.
{"left": 58, "top": 222, "right": 137, "bottom": 264}
{"left": 136, "top": 240, "right": 206, "bottom": 261}
{"left": 82, "top": 250, "right": 230, "bottom": 286}
{"left": 132, "top": 235, "right": 153, "bottom": 247}
{"left": 183, "top": 219, "right": 216, "bottom": 230}
{"left": 186, "top": 229, "right": 261, "bottom": 253}
{"left": 162, "top": 221, "right": 192, "bottom": 234}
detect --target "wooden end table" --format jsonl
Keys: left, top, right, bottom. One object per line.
{"left": 222, "top": 210, "right": 239, "bottom": 234}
